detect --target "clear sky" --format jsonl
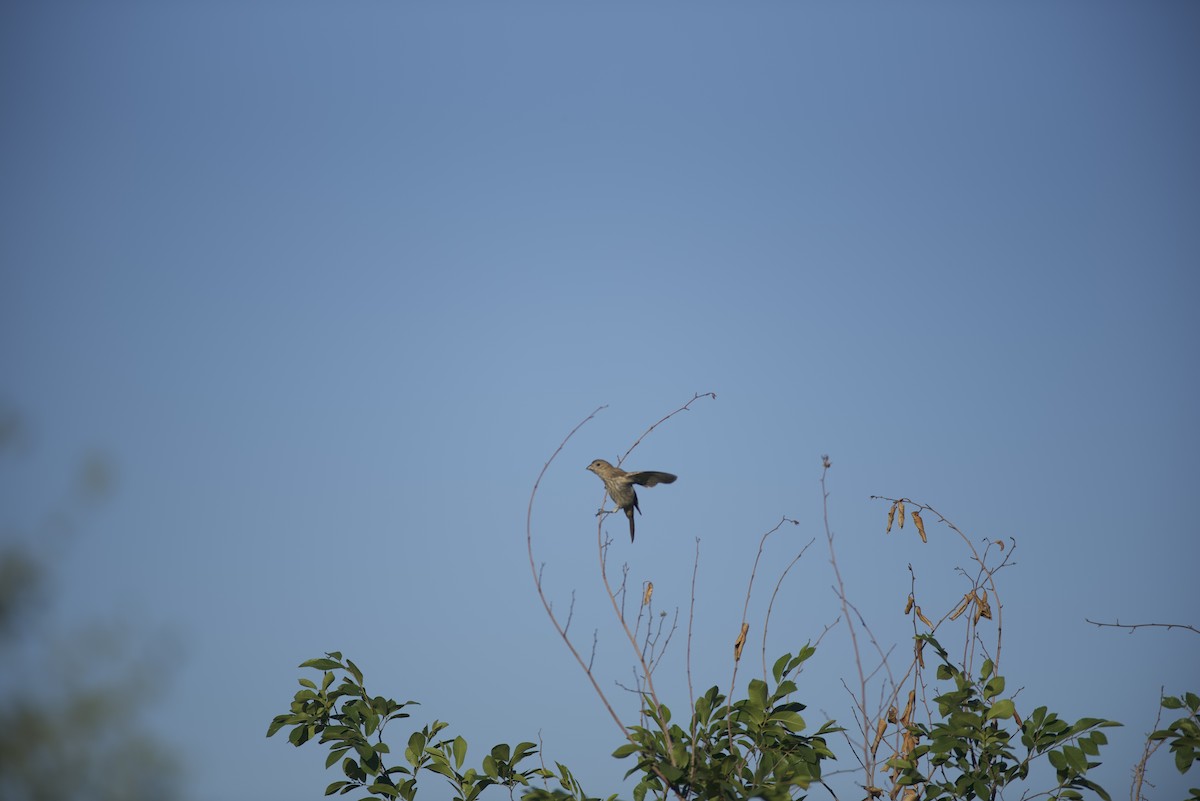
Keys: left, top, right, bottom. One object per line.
{"left": 2, "top": 3, "right": 1198, "bottom": 800}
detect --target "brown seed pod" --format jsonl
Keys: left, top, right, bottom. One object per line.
{"left": 911, "top": 509, "right": 926, "bottom": 543}
{"left": 871, "top": 716, "right": 887, "bottom": 756}
{"left": 904, "top": 594, "right": 914, "bottom": 614}
{"left": 897, "top": 500, "right": 906, "bottom": 529}
{"left": 915, "top": 638, "right": 925, "bottom": 668}
{"left": 887, "top": 503, "right": 896, "bottom": 533}
{"left": 977, "top": 589, "right": 992, "bottom": 621}
{"left": 733, "top": 622, "right": 749, "bottom": 661}
{"left": 916, "top": 606, "right": 932, "bottom": 628}
{"left": 901, "top": 689, "right": 915, "bottom": 726}
{"left": 949, "top": 593, "right": 972, "bottom": 621}
{"left": 642, "top": 581, "right": 654, "bottom": 606}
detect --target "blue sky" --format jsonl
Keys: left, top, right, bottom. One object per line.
{"left": 2, "top": 3, "right": 1198, "bottom": 800}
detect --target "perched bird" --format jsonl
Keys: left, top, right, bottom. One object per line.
{"left": 586, "top": 458, "right": 677, "bottom": 542}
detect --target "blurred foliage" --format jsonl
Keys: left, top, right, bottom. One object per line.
{"left": 0, "top": 412, "right": 183, "bottom": 801}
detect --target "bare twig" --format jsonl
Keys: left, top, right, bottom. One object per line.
{"left": 687, "top": 537, "right": 701, "bottom": 786}
{"left": 723, "top": 515, "right": 794, "bottom": 767}
{"left": 762, "top": 533, "right": 814, "bottom": 681}
{"left": 730, "top": 516, "right": 795, "bottom": 691}
{"left": 1130, "top": 687, "right": 1168, "bottom": 801}
{"left": 825, "top": 463, "right": 876, "bottom": 785}
{"left": 526, "top": 405, "right": 627, "bottom": 734}
{"left": 528, "top": 397, "right": 713, "bottom": 801}
{"left": 594, "top": 393, "right": 716, "bottom": 799}
{"left": 1086, "top": 619, "right": 1200, "bottom": 636}
{"left": 615, "top": 391, "right": 717, "bottom": 468}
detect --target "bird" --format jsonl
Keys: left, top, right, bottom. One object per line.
{"left": 586, "top": 458, "right": 677, "bottom": 542}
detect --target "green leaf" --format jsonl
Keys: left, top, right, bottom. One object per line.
{"left": 1069, "top": 716, "right": 1119, "bottom": 735}
{"left": 511, "top": 741, "right": 537, "bottom": 764}
{"left": 342, "top": 756, "right": 366, "bottom": 782}
{"left": 773, "top": 710, "right": 807, "bottom": 732}
{"left": 327, "top": 747, "right": 351, "bottom": 768}
{"left": 1163, "top": 696, "right": 1185, "bottom": 710}
{"left": 748, "top": 679, "right": 768, "bottom": 711}
{"left": 1077, "top": 777, "right": 1112, "bottom": 801}
{"left": 612, "top": 743, "right": 639, "bottom": 758}
{"left": 324, "top": 781, "right": 350, "bottom": 796}
{"left": 302, "top": 658, "right": 344, "bottom": 671}
{"left": 772, "top": 653, "right": 791, "bottom": 683}
{"left": 986, "top": 699, "right": 1015, "bottom": 721}
{"left": 266, "top": 715, "right": 290, "bottom": 738}
{"left": 1063, "top": 744, "right": 1088, "bottom": 773}
{"left": 453, "top": 736, "right": 467, "bottom": 769}
{"left": 482, "top": 754, "right": 498, "bottom": 779}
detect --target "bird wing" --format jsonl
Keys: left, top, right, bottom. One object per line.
{"left": 628, "top": 471, "right": 677, "bottom": 487}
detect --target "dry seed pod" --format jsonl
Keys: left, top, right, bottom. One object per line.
{"left": 733, "top": 622, "right": 749, "bottom": 661}
{"left": 915, "top": 638, "right": 925, "bottom": 668}
{"left": 902, "top": 790, "right": 919, "bottom": 801}
{"left": 901, "top": 729, "right": 916, "bottom": 758}
{"left": 904, "top": 594, "right": 914, "bottom": 614}
{"left": 887, "top": 503, "right": 896, "bottom": 533}
{"left": 901, "top": 689, "right": 915, "bottom": 725}
{"left": 915, "top": 606, "right": 932, "bottom": 628}
{"left": 897, "top": 500, "right": 906, "bottom": 528}
{"left": 911, "top": 509, "right": 926, "bottom": 542}
{"left": 977, "top": 590, "right": 992, "bottom": 620}
{"left": 949, "top": 593, "right": 972, "bottom": 621}
{"left": 871, "top": 717, "right": 887, "bottom": 756}
{"left": 866, "top": 786, "right": 883, "bottom": 799}
{"left": 1014, "top": 709, "right": 1023, "bottom": 728}
{"left": 996, "top": 539, "right": 1005, "bottom": 551}
{"left": 887, "top": 705, "right": 898, "bottom": 724}
{"left": 642, "top": 581, "right": 654, "bottom": 606}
